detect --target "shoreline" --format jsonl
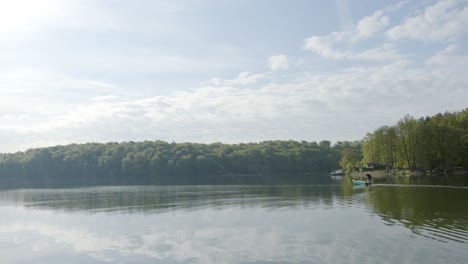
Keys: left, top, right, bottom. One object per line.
{"left": 351, "top": 169, "right": 468, "bottom": 179}
{"left": 352, "top": 170, "right": 386, "bottom": 179}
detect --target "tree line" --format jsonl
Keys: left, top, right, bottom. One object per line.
{"left": 0, "top": 140, "right": 359, "bottom": 183}
{"left": 1, "top": 109, "right": 465, "bottom": 183}
{"left": 360, "top": 109, "right": 468, "bottom": 172}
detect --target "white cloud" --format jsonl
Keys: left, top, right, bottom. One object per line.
{"left": 353, "top": 44, "right": 402, "bottom": 61}
{"left": 0, "top": 68, "right": 118, "bottom": 117}
{"left": 303, "top": 1, "right": 467, "bottom": 61}
{"left": 91, "top": 95, "right": 119, "bottom": 101}
{"left": 303, "top": 31, "right": 359, "bottom": 59}
{"left": 425, "top": 44, "right": 459, "bottom": 65}
{"left": 268, "top": 54, "right": 290, "bottom": 71}
{"left": 0, "top": 0, "right": 467, "bottom": 153}
{"left": 1, "top": 52, "right": 466, "bottom": 152}
{"left": 386, "top": 0, "right": 468, "bottom": 42}
{"left": 303, "top": 5, "right": 399, "bottom": 61}
{"left": 356, "top": 10, "right": 390, "bottom": 39}
{"left": 207, "top": 72, "right": 265, "bottom": 86}
{"left": 303, "top": 35, "right": 401, "bottom": 61}
{"left": 0, "top": 68, "right": 123, "bottom": 138}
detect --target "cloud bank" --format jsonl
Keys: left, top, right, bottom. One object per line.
{"left": 0, "top": 0, "right": 467, "bottom": 152}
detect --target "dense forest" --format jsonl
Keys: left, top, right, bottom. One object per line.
{"left": 360, "top": 109, "right": 468, "bottom": 172}
{"left": 0, "top": 109, "right": 466, "bottom": 184}
{"left": 0, "top": 140, "right": 361, "bottom": 184}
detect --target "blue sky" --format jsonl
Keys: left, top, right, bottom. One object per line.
{"left": 0, "top": 0, "right": 467, "bottom": 152}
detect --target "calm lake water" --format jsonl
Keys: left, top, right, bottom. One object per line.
{"left": 0, "top": 175, "right": 467, "bottom": 264}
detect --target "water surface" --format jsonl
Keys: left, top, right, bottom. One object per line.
{"left": 0, "top": 177, "right": 466, "bottom": 263}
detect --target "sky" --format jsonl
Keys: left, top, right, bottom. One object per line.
{"left": 0, "top": 0, "right": 467, "bottom": 153}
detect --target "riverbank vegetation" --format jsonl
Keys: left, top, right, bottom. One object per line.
{"left": 0, "top": 109, "right": 465, "bottom": 182}
{"left": 0, "top": 140, "right": 359, "bottom": 181}
{"left": 360, "top": 109, "right": 467, "bottom": 173}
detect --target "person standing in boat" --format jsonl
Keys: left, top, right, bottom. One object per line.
{"left": 366, "top": 174, "right": 372, "bottom": 184}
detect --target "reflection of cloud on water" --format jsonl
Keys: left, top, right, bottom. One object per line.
{"left": 0, "top": 224, "right": 132, "bottom": 263}
{"left": 136, "top": 228, "right": 313, "bottom": 263}
{"left": 0, "top": 225, "right": 278, "bottom": 263}
{"left": 0, "top": 205, "right": 378, "bottom": 264}
{"left": 0, "top": 186, "right": 466, "bottom": 264}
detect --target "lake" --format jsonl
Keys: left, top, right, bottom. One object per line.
{"left": 0, "top": 175, "right": 467, "bottom": 264}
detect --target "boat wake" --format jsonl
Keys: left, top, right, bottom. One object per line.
{"left": 373, "top": 184, "right": 468, "bottom": 189}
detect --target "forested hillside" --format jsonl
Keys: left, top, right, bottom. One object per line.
{"left": 361, "top": 109, "right": 468, "bottom": 171}
{"left": 1, "top": 109, "right": 465, "bottom": 184}
{"left": 0, "top": 140, "right": 360, "bottom": 182}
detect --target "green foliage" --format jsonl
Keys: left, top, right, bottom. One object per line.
{"left": 362, "top": 109, "right": 468, "bottom": 171}
{"left": 339, "top": 149, "right": 356, "bottom": 169}
{"left": 2, "top": 109, "right": 463, "bottom": 183}
{"left": 0, "top": 140, "right": 345, "bottom": 182}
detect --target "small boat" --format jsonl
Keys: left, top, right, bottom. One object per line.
{"left": 330, "top": 169, "right": 345, "bottom": 176}
{"left": 352, "top": 180, "right": 372, "bottom": 186}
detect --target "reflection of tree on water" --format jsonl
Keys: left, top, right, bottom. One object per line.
{"left": 0, "top": 185, "right": 345, "bottom": 213}
{"left": 382, "top": 173, "right": 468, "bottom": 186}
{"left": 367, "top": 186, "right": 468, "bottom": 243}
